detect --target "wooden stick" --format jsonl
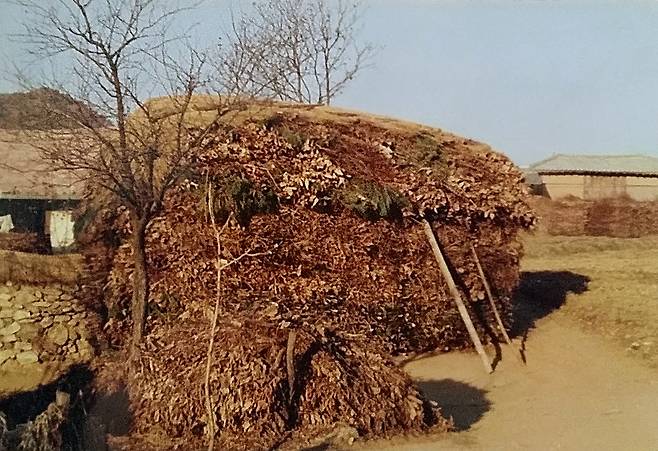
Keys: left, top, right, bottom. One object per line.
{"left": 422, "top": 219, "right": 493, "bottom": 374}
{"left": 471, "top": 244, "right": 526, "bottom": 365}
{"left": 470, "top": 244, "right": 513, "bottom": 346}
{"left": 286, "top": 330, "right": 297, "bottom": 401}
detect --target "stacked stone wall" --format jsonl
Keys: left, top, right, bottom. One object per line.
{"left": 0, "top": 282, "right": 92, "bottom": 369}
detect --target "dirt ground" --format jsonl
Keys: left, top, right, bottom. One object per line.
{"left": 355, "top": 233, "right": 658, "bottom": 451}
{"left": 521, "top": 233, "right": 658, "bottom": 367}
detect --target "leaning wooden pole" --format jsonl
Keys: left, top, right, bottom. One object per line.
{"left": 470, "top": 244, "right": 525, "bottom": 364}
{"left": 422, "top": 219, "right": 493, "bottom": 374}
{"left": 470, "top": 244, "right": 513, "bottom": 346}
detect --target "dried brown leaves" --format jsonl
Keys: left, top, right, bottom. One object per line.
{"left": 83, "top": 111, "right": 533, "bottom": 447}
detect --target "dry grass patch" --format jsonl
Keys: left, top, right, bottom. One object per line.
{"left": 522, "top": 233, "right": 658, "bottom": 366}
{"left": 0, "top": 250, "right": 83, "bottom": 286}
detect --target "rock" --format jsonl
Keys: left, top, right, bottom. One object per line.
{"left": 40, "top": 317, "right": 54, "bottom": 328}
{"left": 16, "top": 322, "right": 40, "bottom": 340}
{"left": 78, "top": 327, "right": 90, "bottom": 340}
{"left": 1, "top": 321, "right": 20, "bottom": 336}
{"left": 68, "top": 328, "right": 79, "bottom": 341}
{"left": 16, "top": 350, "right": 39, "bottom": 364}
{"left": 26, "top": 303, "right": 43, "bottom": 313}
{"left": 72, "top": 303, "right": 86, "bottom": 313}
{"left": 0, "top": 294, "right": 13, "bottom": 309}
{"left": 33, "top": 290, "right": 43, "bottom": 299}
{"left": 5, "top": 281, "right": 13, "bottom": 287}
{"left": 77, "top": 339, "right": 94, "bottom": 360}
{"left": 13, "top": 291, "right": 35, "bottom": 306}
{"left": 14, "top": 342, "right": 32, "bottom": 352}
{"left": 54, "top": 314, "right": 71, "bottom": 323}
{"left": 47, "top": 324, "right": 69, "bottom": 346}
{"left": 68, "top": 318, "right": 79, "bottom": 327}
{"left": 32, "top": 301, "right": 50, "bottom": 308}
{"left": 303, "top": 425, "right": 359, "bottom": 449}
{"left": 60, "top": 293, "right": 74, "bottom": 301}
{"left": 630, "top": 342, "right": 641, "bottom": 350}
{"left": 2, "top": 334, "right": 17, "bottom": 343}
{"left": 44, "top": 286, "right": 63, "bottom": 297}
{"left": 0, "top": 349, "right": 16, "bottom": 364}
{"left": 13, "top": 309, "right": 31, "bottom": 321}
{"left": 0, "top": 309, "right": 14, "bottom": 319}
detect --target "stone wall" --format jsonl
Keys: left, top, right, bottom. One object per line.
{"left": 0, "top": 282, "right": 92, "bottom": 370}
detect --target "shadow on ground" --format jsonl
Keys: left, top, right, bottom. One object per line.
{"left": 511, "top": 270, "right": 590, "bottom": 338}
{"left": 416, "top": 379, "right": 490, "bottom": 431}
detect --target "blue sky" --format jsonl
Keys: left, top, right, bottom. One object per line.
{"left": 2, "top": 0, "right": 658, "bottom": 165}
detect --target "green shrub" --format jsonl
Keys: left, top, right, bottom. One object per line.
{"left": 202, "top": 174, "right": 278, "bottom": 226}
{"left": 338, "top": 179, "right": 408, "bottom": 220}
{"left": 258, "top": 114, "right": 308, "bottom": 150}
{"left": 408, "top": 132, "right": 447, "bottom": 175}
{"left": 279, "top": 127, "right": 308, "bottom": 150}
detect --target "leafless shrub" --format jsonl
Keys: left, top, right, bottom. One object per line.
{"left": 15, "top": 0, "right": 242, "bottom": 358}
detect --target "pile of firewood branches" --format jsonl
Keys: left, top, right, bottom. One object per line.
{"left": 82, "top": 109, "right": 534, "bottom": 447}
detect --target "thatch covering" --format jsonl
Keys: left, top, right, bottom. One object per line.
{"left": 82, "top": 101, "right": 534, "bottom": 447}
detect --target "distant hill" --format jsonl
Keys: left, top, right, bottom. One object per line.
{"left": 0, "top": 88, "right": 109, "bottom": 130}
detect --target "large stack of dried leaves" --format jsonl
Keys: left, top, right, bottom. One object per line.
{"left": 530, "top": 195, "right": 658, "bottom": 238}
{"left": 84, "top": 104, "right": 534, "bottom": 446}
{"left": 128, "top": 320, "right": 449, "bottom": 450}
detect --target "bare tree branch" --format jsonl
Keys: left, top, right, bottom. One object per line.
{"left": 219, "top": 0, "right": 376, "bottom": 105}
{"left": 15, "top": 0, "right": 237, "bottom": 358}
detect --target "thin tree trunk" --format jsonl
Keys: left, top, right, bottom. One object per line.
{"left": 286, "top": 330, "right": 297, "bottom": 401}
{"left": 130, "top": 217, "right": 149, "bottom": 361}
{"left": 204, "top": 215, "right": 223, "bottom": 451}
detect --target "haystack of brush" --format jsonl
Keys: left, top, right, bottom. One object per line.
{"left": 82, "top": 105, "right": 534, "bottom": 449}
{"left": 530, "top": 195, "right": 658, "bottom": 238}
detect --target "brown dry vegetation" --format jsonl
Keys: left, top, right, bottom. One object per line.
{"left": 0, "top": 88, "right": 107, "bottom": 130}
{"left": 530, "top": 196, "right": 658, "bottom": 237}
{"left": 75, "top": 99, "right": 534, "bottom": 448}
{"left": 0, "top": 249, "right": 82, "bottom": 285}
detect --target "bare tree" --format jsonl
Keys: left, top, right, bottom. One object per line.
{"left": 221, "top": 0, "right": 375, "bottom": 105}
{"left": 16, "top": 0, "right": 237, "bottom": 358}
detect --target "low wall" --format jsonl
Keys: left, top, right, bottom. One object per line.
{"left": 0, "top": 250, "right": 83, "bottom": 285}
{"left": 0, "top": 283, "right": 93, "bottom": 395}
{"left": 530, "top": 196, "right": 658, "bottom": 238}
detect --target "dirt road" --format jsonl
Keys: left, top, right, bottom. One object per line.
{"left": 357, "top": 311, "right": 658, "bottom": 451}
